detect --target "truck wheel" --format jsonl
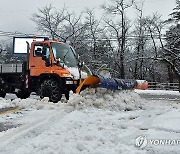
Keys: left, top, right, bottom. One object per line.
{"left": 0, "top": 78, "right": 6, "bottom": 98}
{"left": 0, "top": 90, "right": 6, "bottom": 98}
{"left": 16, "top": 90, "right": 30, "bottom": 99}
{"left": 65, "top": 90, "right": 69, "bottom": 100}
{"left": 39, "top": 79, "right": 62, "bottom": 103}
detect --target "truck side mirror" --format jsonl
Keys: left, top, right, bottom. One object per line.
{"left": 42, "top": 54, "right": 46, "bottom": 61}
{"left": 78, "top": 61, "right": 84, "bottom": 68}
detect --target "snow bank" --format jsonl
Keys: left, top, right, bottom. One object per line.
{"left": 66, "top": 88, "right": 145, "bottom": 111}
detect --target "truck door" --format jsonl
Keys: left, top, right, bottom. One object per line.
{"left": 30, "top": 43, "right": 51, "bottom": 76}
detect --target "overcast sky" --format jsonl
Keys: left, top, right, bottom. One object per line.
{"left": 0, "top": 0, "right": 176, "bottom": 40}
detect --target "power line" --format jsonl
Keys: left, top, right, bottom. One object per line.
{"left": 0, "top": 29, "right": 169, "bottom": 44}
{"left": 0, "top": 30, "right": 37, "bottom": 37}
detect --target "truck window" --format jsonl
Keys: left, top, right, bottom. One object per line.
{"left": 51, "top": 42, "right": 78, "bottom": 67}
{"left": 34, "top": 45, "right": 43, "bottom": 57}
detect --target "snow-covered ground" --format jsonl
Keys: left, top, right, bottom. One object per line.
{"left": 135, "top": 89, "right": 180, "bottom": 96}
{"left": 0, "top": 89, "right": 180, "bottom": 154}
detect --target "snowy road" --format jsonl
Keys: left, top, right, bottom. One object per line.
{"left": 0, "top": 89, "right": 180, "bottom": 154}
{"left": 137, "top": 90, "right": 180, "bottom": 101}
{"left": 140, "top": 94, "right": 180, "bottom": 101}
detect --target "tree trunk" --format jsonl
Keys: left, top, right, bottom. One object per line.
{"left": 120, "top": 11, "right": 125, "bottom": 79}
{"left": 179, "top": 77, "right": 180, "bottom": 93}
{"left": 167, "top": 65, "right": 174, "bottom": 83}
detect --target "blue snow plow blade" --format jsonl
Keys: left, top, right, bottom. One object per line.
{"left": 76, "top": 75, "right": 148, "bottom": 94}
{"left": 115, "top": 79, "right": 137, "bottom": 90}
{"left": 98, "top": 75, "right": 137, "bottom": 90}
{"left": 98, "top": 75, "right": 118, "bottom": 90}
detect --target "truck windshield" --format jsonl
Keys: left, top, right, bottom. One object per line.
{"left": 51, "top": 42, "right": 78, "bottom": 67}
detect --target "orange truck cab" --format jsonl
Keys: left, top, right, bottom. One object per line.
{"left": 0, "top": 37, "right": 87, "bottom": 103}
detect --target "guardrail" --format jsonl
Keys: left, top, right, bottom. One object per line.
{"left": 148, "top": 82, "right": 180, "bottom": 91}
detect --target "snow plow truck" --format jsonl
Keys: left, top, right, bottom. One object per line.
{"left": 0, "top": 37, "right": 148, "bottom": 103}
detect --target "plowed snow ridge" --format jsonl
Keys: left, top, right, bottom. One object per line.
{"left": 67, "top": 88, "right": 144, "bottom": 111}
{"left": 1, "top": 88, "right": 145, "bottom": 111}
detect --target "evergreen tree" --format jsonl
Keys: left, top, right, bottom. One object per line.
{"left": 169, "top": 0, "right": 180, "bottom": 22}
{"left": 164, "top": 0, "right": 180, "bottom": 88}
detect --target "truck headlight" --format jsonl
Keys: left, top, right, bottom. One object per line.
{"left": 61, "top": 73, "right": 71, "bottom": 77}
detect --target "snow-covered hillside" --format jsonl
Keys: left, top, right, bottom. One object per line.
{"left": 0, "top": 89, "right": 180, "bottom": 154}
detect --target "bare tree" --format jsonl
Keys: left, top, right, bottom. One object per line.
{"left": 85, "top": 9, "right": 101, "bottom": 58}
{"left": 102, "top": 0, "right": 135, "bottom": 78}
{"left": 32, "top": 4, "right": 66, "bottom": 39}
{"left": 59, "top": 10, "right": 87, "bottom": 43}
{"left": 142, "top": 14, "right": 166, "bottom": 81}
{"left": 32, "top": 5, "right": 87, "bottom": 44}
{"left": 132, "top": 3, "right": 148, "bottom": 79}
{"left": 83, "top": 8, "right": 106, "bottom": 71}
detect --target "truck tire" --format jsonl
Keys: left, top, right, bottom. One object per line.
{"left": 16, "top": 90, "right": 30, "bottom": 99}
{"left": 0, "top": 78, "right": 6, "bottom": 98}
{"left": 0, "top": 90, "right": 6, "bottom": 98}
{"left": 39, "top": 79, "right": 62, "bottom": 103}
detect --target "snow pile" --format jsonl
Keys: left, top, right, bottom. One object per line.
{"left": 0, "top": 95, "right": 64, "bottom": 111}
{"left": 0, "top": 97, "right": 16, "bottom": 109}
{"left": 67, "top": 88, "right": 145, "bottom": 111}
{"left": 10, "top": 97, "right": 64, "bottom": 110}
